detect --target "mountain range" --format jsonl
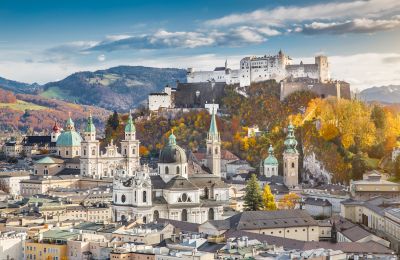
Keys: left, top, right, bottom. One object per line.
{"left": 359, "top": 85, "right": 400, "bottom": 104}
{"left": 2, "top": 67, "right": 400, "bottom": 112}
{"left": 0, "top": 66, "right": 187, "bottom": 111}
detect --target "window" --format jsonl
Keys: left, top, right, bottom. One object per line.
{"left": 215, "top": 147, "right": 218, "bottom": 154}
{"left": 121, "top": 194, "right": 126, "bottom": 203}
{"left": 83, "top": 150, "right": 86, "bottom": 156}
{"left": 165, "top": 166, "right": 169, "bottom": 174}
{"left": 176, "top": 166, "right": 180, "bottom": 175}
{"left": 66, "top": 151, "right": 69, "bottom": 156}
{"left": 92, "top": 149, "right": 95, "bottom": 156}
{"left": 114, "top": 194, "right": 117, "bottom": 203}
{"left": 143, "top": 191, "right": 147, "bottom": 203}
{"left": 292, "top": 162, "right": 295, "bottom": 168}
{"left": 124, "top": 149, "right": 127, "bottom": 155}
{"left": 76, "top": 150, "right": 78, "bottom": 155}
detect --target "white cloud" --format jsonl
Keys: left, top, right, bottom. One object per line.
{"left": 298, "top": 17, "right": 400, "bottom": 34}
{"left": 97, "top": 54, "right": 106, "bottom": 62}
{"left": 1, "top": 51, "right": 399, "bottom": 92}
{"left": 206, "top": 0, "right": 400, "bottom": 27}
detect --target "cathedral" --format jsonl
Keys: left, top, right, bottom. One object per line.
{"left": 112, "top": 109, "right": 230, "bottom": 224}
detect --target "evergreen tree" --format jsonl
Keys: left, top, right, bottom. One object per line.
{"left": 394, "top": 155, "right": 400, "bottom": 180}
{"left": 262, "top": 184, "right": 277, "bottom": 210}
{"left": 108, "top": 110, "right": 120, "bottom": 130}
{"left": 244, "top": 174, "right": 263, "bottom": 211}
{"left": 352, "top": 152, "right": 367, "bottom": 180}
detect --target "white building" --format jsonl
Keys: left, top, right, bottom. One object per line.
{"left": 0, "top": 173, "right": 30, "bottom": 196}
{"left": 112, "top": 113, "right": 230, "bottom": 224}
{"left": 187, "top": 51, "right": 330, "bottom": 87}
{"left": 0, "top": 232, "right": 27, "bottom": 260}
{"left": 186, "top": 61, "right": 240, "bottom": 85}
{"left": 80, "top": 113, "right": 140, "bottom": 178}
{"left": 303, "top": 197, "right": 332, "bottom": 218}
{"left": 148, "top": 86, "right": 174, "bottom": 112}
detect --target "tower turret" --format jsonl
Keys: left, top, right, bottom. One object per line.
{"left": 51, "top": 121, "right": 61, "bottom": 142}
{"left": 80, "top": 112, "right": 100, "bottom": 177}
{"left": 120, "top": 112, "right": 140, "bottom": 175}
{"left": 283, "top": 122, "right": 299, "bottom": 188}
{"left": 206, "top": 108, "right": 221, "bottom": 177}
{"left": 261, "top": 144, "right": 279, "bottom": 177}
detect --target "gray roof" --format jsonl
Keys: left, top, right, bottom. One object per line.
{"left": 157, "top": 218, "right": 199, "bottom": 233}
{"left": 208, "top": 210, "right": 318, "bottom": 230}
{"left": 164, "top": 176, "right": 198, "bottom": 190}
{"left": 340, "top": 225, "right": 373, "bottom": 241}
{"left": 304, "top": 197, "right": 332, "bottom": 207}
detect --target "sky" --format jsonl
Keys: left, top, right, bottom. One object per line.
{"left": 0, "top": 0, "right": 400, "bottom": 90}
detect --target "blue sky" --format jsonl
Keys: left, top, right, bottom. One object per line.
{"left": 0, "top": 0, "right": 400, "bottom": 90}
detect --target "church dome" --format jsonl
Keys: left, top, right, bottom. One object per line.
{"left": 263, "top": 145, "right": 278, "bottom": 166}
{"left": 56, "top": 117, "right": 82, "bottom": 147}
{"left": 56, "top": 131, "right": 82, "bottom": 147}
{"left": 159, "top": 132, "right": 187, "bottom": 164}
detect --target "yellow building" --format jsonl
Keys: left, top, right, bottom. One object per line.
{"left": 24, "top": 229, "right": 79, "bottom": 260}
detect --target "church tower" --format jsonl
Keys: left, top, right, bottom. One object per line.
{"left": 283, "top": 122, "right": 299, "bottom": 188}
{"left": 80, "top": 112, "right": 100, "bottom": 177}
{"left": 120, "top": 113, "right": 140, "bottom": 176}
{"left": 51, "top": 121, "right": 61, "bottom": 143}
{"left": 206, "top": 108, "right": 221, "bottom": 177}
{"left": 261, "top": 144, "right": 279, "bottom": 178}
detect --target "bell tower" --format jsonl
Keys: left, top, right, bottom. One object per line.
{"left": 120, "top": 112, "right": 140, "bottom": 175}
{"left": 283, "top": 122, "right": 299, "bottom": 188}
{"left": 80, "top": 112, "right": 100, "bottom": 177}
{"left": 206, "top": 108, "right": 221, "bottom": 178}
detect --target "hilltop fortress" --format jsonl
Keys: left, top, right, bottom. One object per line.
{"left": 186, "top": 50, "right": 350, "bottom": 101}
{"left": 148, "top": 51, "right": 350, "bottom": 111}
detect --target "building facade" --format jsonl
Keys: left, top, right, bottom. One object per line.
{"left": 283, "top": 123, "right": 299, "bottom": 188}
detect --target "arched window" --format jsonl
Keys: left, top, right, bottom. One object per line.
{"left": 143, "top": 191, "right": 147, "bottom": 203}
{"left": 66, "top": 151, "right": 69, "bottom": 156}
{"left": 134, "top": 191, "right": 137, "bottom": 202}
{"left": 114, "top": 194, "right": 117, "bottom": 203}
{"left": 92, "top": 149, "right": 95, "bottom": 156}
{"left": 76, "top": 150, "right": 78, "bottom": 155}
{"left": 204, "top": 187, "right": 209, "bottom": 199}
{"left": 182, "top": 193, "right": 187, "bottom": 202}
{"left": 208, "top": 148, "right": 212, "bottom": 155}
{"left": 121, "top": 194, "right": 126, "bottom": 203}
{"left": 154, "top": 210, "right": 160, "bottom": 221}
{"left": 292, "top": 162, "right": 295, "bottom": 168}
{"left": 165, "top": 166, "right": 169, "bottom": 174}
{"left": 132, "top": 148, "right": 135, "bottom": 155}
{"left": 83, "top": 149, "right": 86, "bottom": 156}
{"left": 182, "top": 209, "right": 188, "bottom": 221}
{"left": 215, "top": 147, "right": 218, "bottom": 154}
{"left": 208, "top": 208, "right": 215, "bottom": 220}
{"left": 176, "top": 166, "right": 180, "bottom": 175}
{"left": 143, "top": 216, "right": 147, "bottom": 223}
{"left": 124, "top": 149, "right": 127, "bottom": 155}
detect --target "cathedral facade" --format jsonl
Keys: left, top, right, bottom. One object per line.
{"left": 112, "top": 110, "right": 230, "bottom": 224}
{"left": 80, "top": 114, "right": 140, "bottom": 178}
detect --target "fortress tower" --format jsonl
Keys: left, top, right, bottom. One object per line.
{"left": 315, "top": 56, "right": 330, "bottom": 83}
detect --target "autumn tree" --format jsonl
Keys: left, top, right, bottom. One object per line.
{"left": 262, "top": 184, "right": 277, "bottom": 210}
{"left": 279, "top": 193, "right": 300, "bottom": 209}
{"left": 244, "top": 174, "right": 263, "bottom": 211}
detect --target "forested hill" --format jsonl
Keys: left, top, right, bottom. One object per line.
{"left": 39, "top": 66, "right": 187, "bottom": 111}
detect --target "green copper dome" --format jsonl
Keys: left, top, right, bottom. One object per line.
{"left": 264, "top": 145, "right": 278, "bottom": 165}
{"left": 56, "top": 117, "right": 82, "bottom": 147}
{"left": 125, "top": 114, "right": 135, "bottom": 133}
{"left": 159, "top": 131, "right": 187, "bottom": 164}
{"left": 85, "top": 114, "right": 96, "bottom": 133}
{"left": 284, "top": 122, "right": 298, "bottom": 154}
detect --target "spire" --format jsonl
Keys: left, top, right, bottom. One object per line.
{"left": 209, "top": 108, "right": 219, "bottom": 138}
{"left": 124, "top": 111, "right": 135, "bottom": 133}
{"left": 268, "top": 144, "right": 274, "bottom": 155}
{"left": 85, "top": 111, "right": 96, "bottom": 133}
{"left": 225, "top": 59, "right": 228, "bottom": 69}
{"left": 65, "top": 112, "right": 75, "bottom": 131}
{"left": 284, "top": 122, "right": 298, "bottom": 153}
{"left": 168, "top": 129, "right": 176, "bottom": 146}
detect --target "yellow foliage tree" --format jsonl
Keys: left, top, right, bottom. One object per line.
{"left": 262, "top": 184, "right": 277, "bottom": 210}
{"left": 278, "top": 192, "right": 300, "bottom": 209}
